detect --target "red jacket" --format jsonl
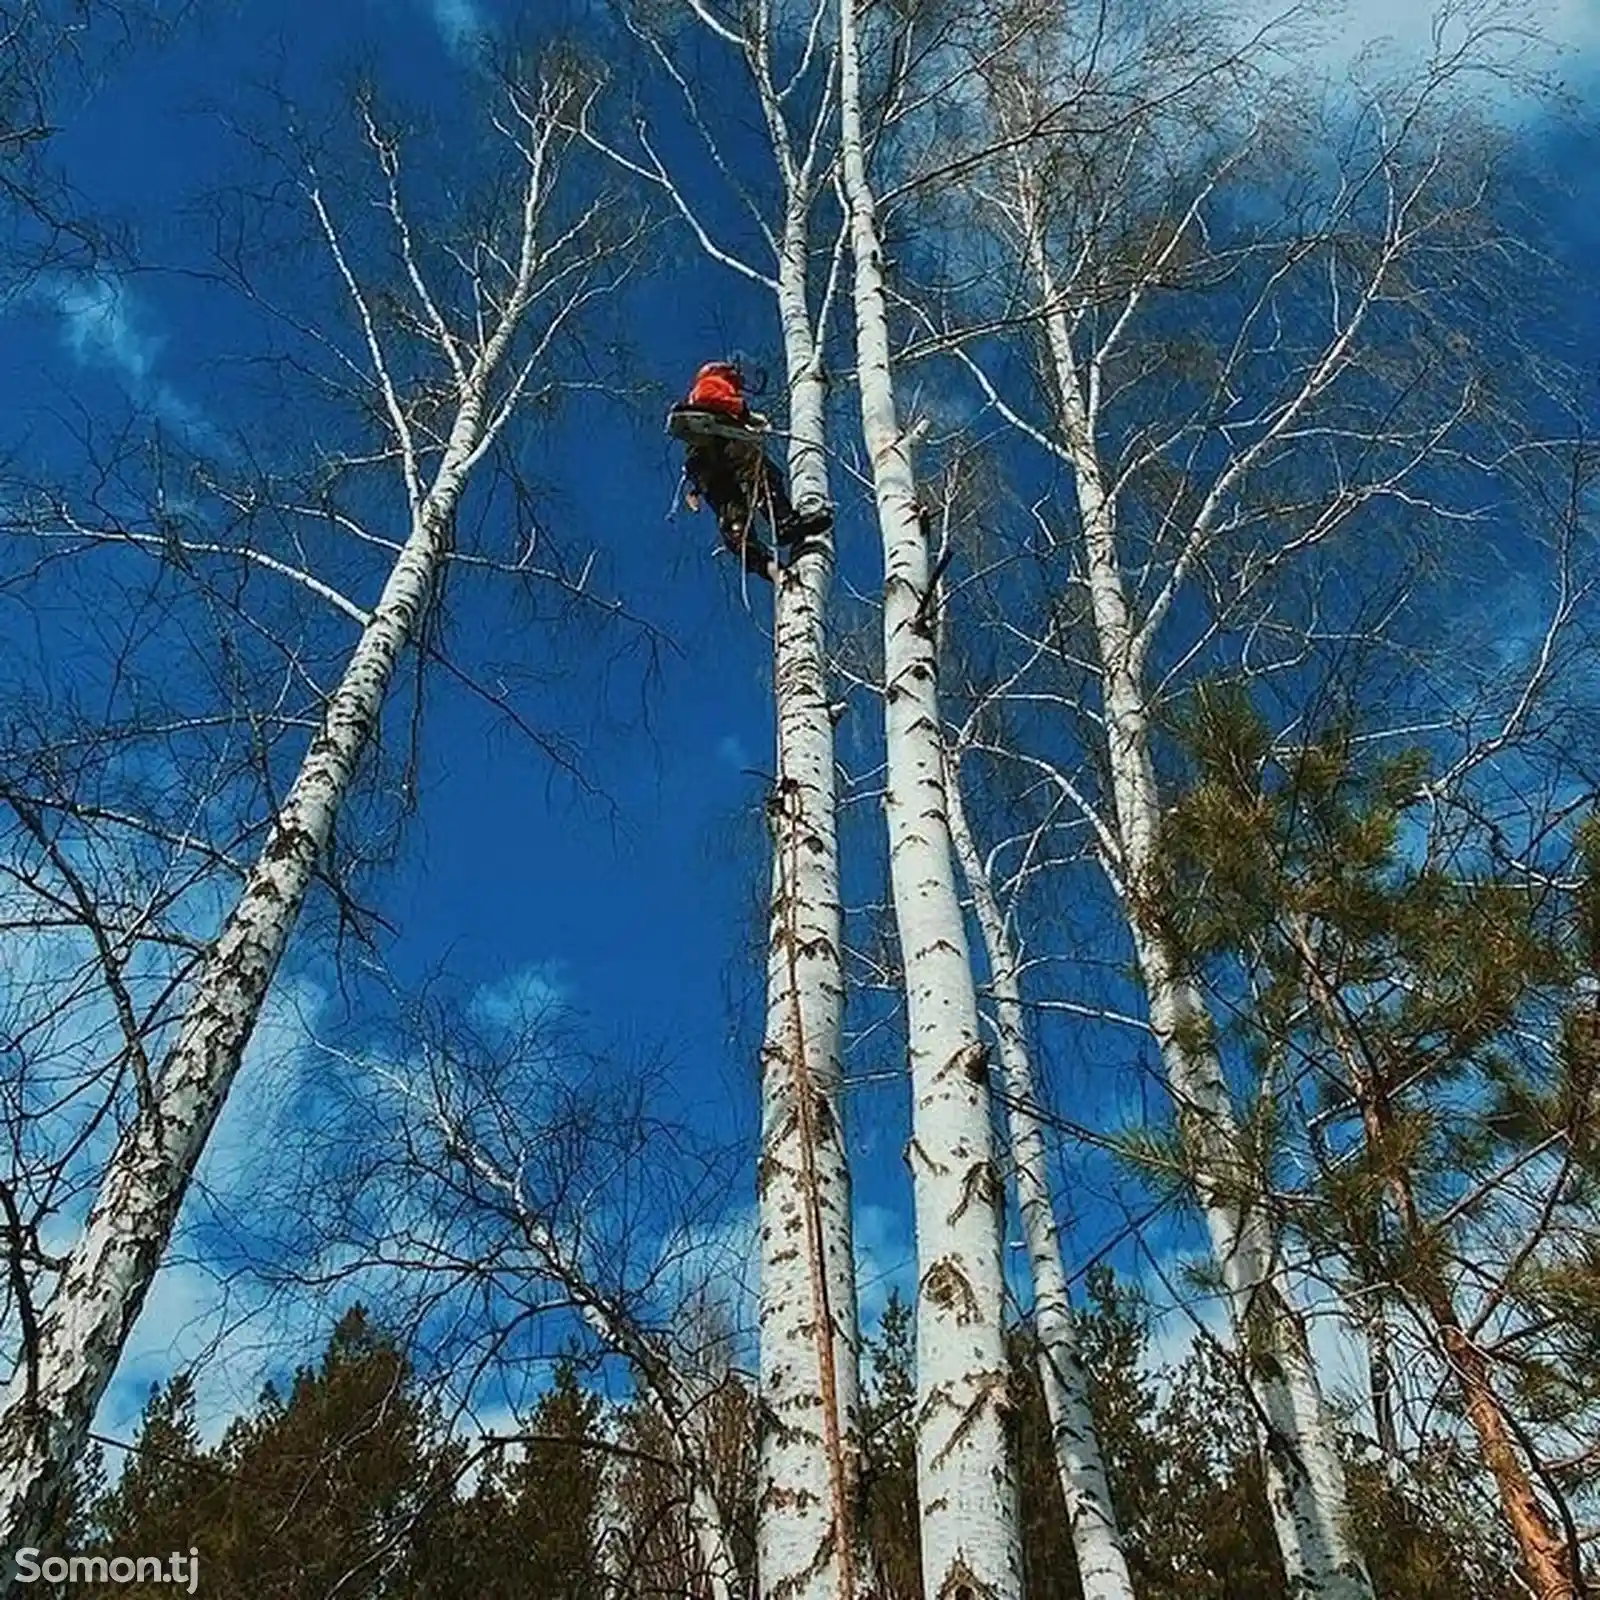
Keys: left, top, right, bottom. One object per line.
{"left": 687, "top": 362, "right": 747, "bottom": 417}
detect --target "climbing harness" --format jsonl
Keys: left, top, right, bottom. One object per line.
{"left": 665, "top": 405, "right": 773, "bottom": 446}
{"left": 667, "top": 404, "right": 779, "bottom": 606}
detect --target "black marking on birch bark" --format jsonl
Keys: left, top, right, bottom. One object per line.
{"left": 950, "top": 1041, "right": 990, "bottom": 1085}
{"left": 904, "top": 1137, "right": 946, "bottom": 1176}
{"left": 937, "top": 1558, "right": 996, "bottom": 1600}
{"left": 807, "top": 1088, "right": 839, "bottom": 1144}
{"left": 929, "top": 1368, "right": 1010, "bottom": 1471}
{"left": 1254, "top": 1350, "right": 1287, "bottom": 1383}
{"left": 922, "top": 1258, "right": 979, "bottom": 1324}
{"left": 947, "top": 1161, "right": 1002, "bottom": 1226}
{"left": 262, "top": 821, "right": 314, "bottom": 864}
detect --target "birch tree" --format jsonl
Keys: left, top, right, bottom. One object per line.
{"left": 944, "top": 738, "right": 1135, "bottom": 1600}
{"left": 577, "top": 5, "right": 863, "bottom": 1591}
{"left": 1010, "top": 146, "right": 1378, "bottom": 1598}
{"left": 370, "top": 1063, "right": 746, "bottom": 1599}
{"left": 875, "top": 3, "right": 1582, "bottom": 1590}
{"left": 274, "top": 972, "right": 760, "bottom": 1599}
{"left": 0, "top": 68, "right": 629, "bottom": 1553}
{"left": 837, "top": 1, "right": 1023, "bottom": 1591}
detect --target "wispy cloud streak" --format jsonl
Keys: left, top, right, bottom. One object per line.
{"left": 36, "top": 271, "right": 217, "bottom": 446}
{"left": 426, "top": 0, "right": 492, "bottom": 58}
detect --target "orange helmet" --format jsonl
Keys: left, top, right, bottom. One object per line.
{"left": 687, "top": 359, "right": 748, "bottom": 416}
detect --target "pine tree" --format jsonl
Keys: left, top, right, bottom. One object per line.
{"left": 1158, "top": 689, "right": 1598, "bottom": 1599}
{"left": 429, "top": 1361, "right": 607, "bottom": 1600}
{"left": 858, "top": 1292, "right": 920, "bottom": 1600}
{"left": 86, "top": 1307, "right": 464, "bottom": 1599}
{"left": 93, "top": 1375, "right": 212, "bottom": 1565}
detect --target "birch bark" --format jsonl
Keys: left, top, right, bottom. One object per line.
{"left": 0, "top": 98, "right": 587, "bottom": 1556}
{"left": 389, "top": 1055, "right": 745, "bottom": 1600}
{"left": 527, "top": 1248, "right": 739, "bottom": 1598}
{"left": 578, "top": 13, "right": 864, "bottom": 1585}
{"left": 0, "top": 484, "right": 456, "bottom": 1555}
{"left": 1028, "top": 226, "right": 1375, "bottom": 1599}
{"left": 944, "top": 750, "right": 1135, "bottom": 1600}
{"left": 756, "top": 195, "right": 863, "bottom": 1600}
{"left": 839, "top": 0, "right": 1022, "bottom": 1591}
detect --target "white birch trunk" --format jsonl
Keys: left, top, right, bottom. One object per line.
{"left": 407, "top": 1074, "right": 744, "bottom": 1600}
{"left": 531, "top": 1249, "right": 739, "bottom": 1594}
{"left": 839, "top": 1, "right": 1022, "bottom": 1592}
{"left": 755, "top": 200, "right": 863, "bottom": 1600}
{"left": 944, "top": 752, "right": 1135, "bottom": 1600}
{"left": 1030, "top": 236, "right": 1375, "bottom": 1598}
{"left": 689, "top": 1489, "right": 741, "bottom": 1600}
{"left": 594, "top": 1428, "right": 631, "bottom": 1600}
{"left": 0, "top": 139, "right": 565, "bottom": 1551}
{"left": 0, "top": 482, "right": 456, "bottom": 1552}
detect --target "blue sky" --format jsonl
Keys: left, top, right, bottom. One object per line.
{"left": 3, "top": 0, "right": 1599, "bottom": 1461}
{"left": 0, "top": 0, "right": 912, "bottom": 1448}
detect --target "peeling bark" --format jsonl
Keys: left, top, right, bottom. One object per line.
{"left": 838, "top": 0, "right": 1022, "bottom": 1592}
{"left": 0, "top": 99, "right": 584, "bottom": 1555}
{"left": 1432, "top": 1318, "right": 1577, "bottom": 1600}
{"left": 756, "top": 199, "right": 863, "bottom": 1600}
{"left": 946, "top": 752, "right": 1135, "bottom": 1600}
{"left": 1027, "top": 223, "right": 1374, "bottom": 1597}
{"left": 1294, "top": 930, "right": 1579, "bottom": 1600}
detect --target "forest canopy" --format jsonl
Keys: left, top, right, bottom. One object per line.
{"left": 0, "top": 1, "right": 1597, "bottom": 1597}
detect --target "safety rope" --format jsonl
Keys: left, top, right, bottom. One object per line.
{"left": 736, "top": 448, "right": 773, "bottom": 612}
{"left": 770, "top": 556, "right": 857, "bottom": 1600}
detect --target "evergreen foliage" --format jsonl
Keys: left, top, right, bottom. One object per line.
{"left": 43, "top": 1276, "right": 1545, "bottom": 1596}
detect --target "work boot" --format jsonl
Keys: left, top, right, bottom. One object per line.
{"left": 722, "top": 522, "right": 774, "bottom": 580}
{"left": 777, "top": 502, "right": 835, "bottom": 547}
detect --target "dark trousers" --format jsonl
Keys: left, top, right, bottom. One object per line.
{"left": 685, "top": 442, "right": 802, "bottom": 574}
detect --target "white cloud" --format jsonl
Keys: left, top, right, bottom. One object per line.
{"left": 426, "top": 0, "right": 491, "bottom": 57}
{"left": 1142, "top": 1285, "right": 1233, "bottom": 1378}
{"left": 468, "top": 961, "right": 569, "bottom": 1033}
{"left": 94, "top": 1258, "right": 292, "bottom": 1451}
{"left": 34, "top": 272, "right": 217, "bottom": 444}
{"left": 654, "top": 1209, "right": 759, "bottom": 1363}
{"left": 50, "top": 274, "right": 159, "bottom": 382}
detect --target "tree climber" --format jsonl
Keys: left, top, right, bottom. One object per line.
{"left": 667, "top": 359, "right": 834, "bottom": 579}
